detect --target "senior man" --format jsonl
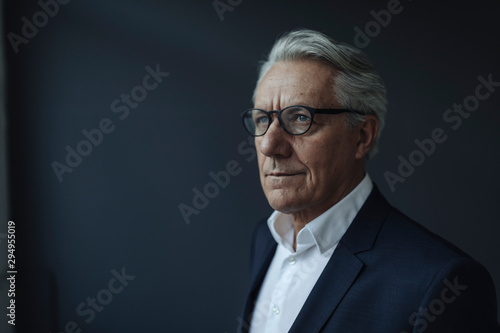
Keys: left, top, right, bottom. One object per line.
{"left": 239, "top": 29, "right": 499, "bottom": 333}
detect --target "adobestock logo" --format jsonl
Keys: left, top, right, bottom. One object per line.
{"left": 51, "top": 64, "right": 169, "bottom": 183}
{"left": 213, "top": 0, "right": 243, "bottom": 22}
{"left": 353, "top": 0, "right": 407, "bottom": 49}
{"left": 7, "top": 0, "right": 71, "bottom": 54}
{"left": 400, "top": 277, "right": 467, "bottom": 333}
{"left": 50, "top": 267, "right": 135, "bottom": 333}
{"left": 384, "top": 74, "right": 499, "bottom": 192}
{"left": 178, "top": 135, "right": 256, "bottom": 225}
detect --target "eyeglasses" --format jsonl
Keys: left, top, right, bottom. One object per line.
{"left": 241, "top": 105, "right": 365, "bottom": 136}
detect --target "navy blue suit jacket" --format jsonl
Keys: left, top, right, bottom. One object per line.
{"left": 240, "top": 186, "right": 500, "bottom": 332}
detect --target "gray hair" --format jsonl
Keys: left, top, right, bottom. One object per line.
{"left": 252, "top": 28, "right": 387, "bottom": 158}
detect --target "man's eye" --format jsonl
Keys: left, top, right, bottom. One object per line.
{"left": 294, "top": 114, "right": 311, "bottom": 122}
{"left": 255, "top": 116, "right": 269, "bottom": 125}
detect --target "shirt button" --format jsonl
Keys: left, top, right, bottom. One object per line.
{"left": 273, "top": 306, "right": 280, "bottom": 315}
{"left": 288, "top": 257, "right": 296, "bottom": 265}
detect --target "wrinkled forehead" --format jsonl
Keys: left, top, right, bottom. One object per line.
{"left": 254, "top": 60, "right": 339, "bottom": 110}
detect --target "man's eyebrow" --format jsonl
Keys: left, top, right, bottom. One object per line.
{"left": 255, "top": 103, "right": 314, "bottom": 110}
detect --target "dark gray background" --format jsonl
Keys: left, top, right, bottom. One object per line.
{"left": 3, "top": 0, "right": 499, "bottom": 331}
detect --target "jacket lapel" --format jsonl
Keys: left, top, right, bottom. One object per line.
{"left": 240, "top": 221, "right": 277, "bottom": 333}
{"left": 289, "top": 245, "right": 364, "bottom": 333}
{"left": 289, "top": 185, "right": 391, "bottom": 333}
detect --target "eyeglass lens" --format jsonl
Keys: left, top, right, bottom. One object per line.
{"left": 243, "top": 106, "right": 313, "bottom": 136}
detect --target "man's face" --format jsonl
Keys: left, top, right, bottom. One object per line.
{"left": 254, "top": 59, "right": 368, "bottom": 223}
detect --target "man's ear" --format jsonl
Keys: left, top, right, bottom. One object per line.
{"left": 354, "top": 115, "right": 379, "bottom": 160}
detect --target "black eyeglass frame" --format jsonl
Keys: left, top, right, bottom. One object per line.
{"left": 241, "top": 105, "right": 366, "bottom": 137}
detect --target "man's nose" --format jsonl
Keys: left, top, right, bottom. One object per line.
{"left": 258, "top": 116, "right": 292, "bottom": 158}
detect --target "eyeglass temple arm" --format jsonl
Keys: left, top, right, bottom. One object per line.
{"left": 315, "top": 109, "right": 366, "bottom": 116}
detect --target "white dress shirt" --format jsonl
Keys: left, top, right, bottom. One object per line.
{"left": 249, "top": 174, "right": 373, "bottom": 333}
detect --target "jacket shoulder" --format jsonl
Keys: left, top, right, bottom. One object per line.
{"left": 378, "top": 206, "right": 472, "bottom": 263}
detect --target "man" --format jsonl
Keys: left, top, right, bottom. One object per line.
{"left": 239, "top": 29, "right": 499, "bottom": 333}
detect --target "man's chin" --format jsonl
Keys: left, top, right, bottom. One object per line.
{"left": 265, "top": 193, "right": 302, "bottom": 215}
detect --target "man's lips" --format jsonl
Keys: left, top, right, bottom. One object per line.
{"left": 266, "top": 172, "right": 303, "bottom": 177}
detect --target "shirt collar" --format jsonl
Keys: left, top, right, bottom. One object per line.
{"left": 267, "top": 174, "right": 373, "bottom": 255}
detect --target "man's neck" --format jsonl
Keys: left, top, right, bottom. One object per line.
{"left": 290, "top": 172, "right": 365, "bottom": 251}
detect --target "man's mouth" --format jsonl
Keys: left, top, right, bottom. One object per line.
{"left": 266, "top": 172, "right": 302, "bottom": 177}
